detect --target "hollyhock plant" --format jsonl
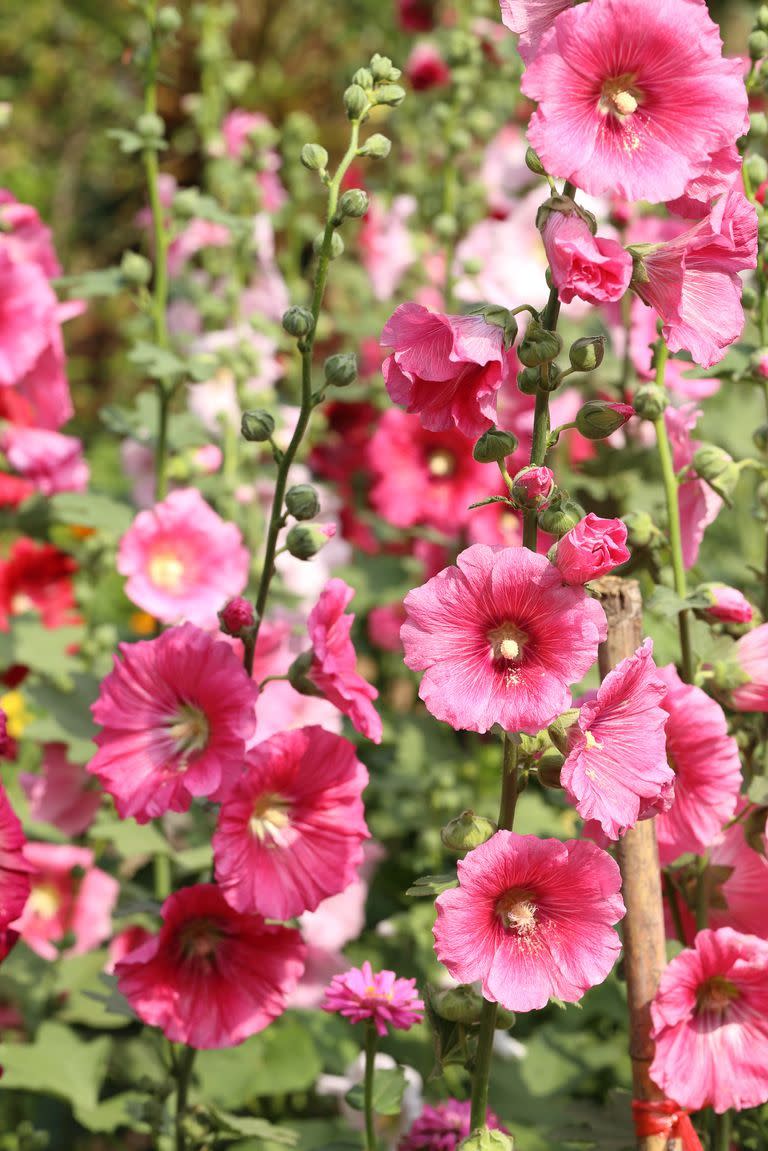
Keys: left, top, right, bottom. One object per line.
{"left": 250, "top": 620, "right": 341, "bottom": 743}
{"left": 539, "top": 207, "right": 632, "bottom": 306}
{"left": 0, "top": 426, "right": 89, "bottom": 496}
{"left": 434, "top": 832, "right": 625, "bottom": 1011}
{"left": 21, "top": 743, "right": 101, "bottom": 837}
{"left": 522, "top": 0, "right": 748, "bottom": 204}
{"left": 213, "top": 726, "right": 369, "bottom": 920}
{"left": 0, "top": 190, "right": 61, "bottom": 277}
{"left": 14, "top": 843, "right": 118, "bottom": 961}
{"left": 117, "top": 488, "right": 250, "bottom": 626}
{"left": 698, "top": 817, "right": 768, "bottom": 942}
{"left": 322, "top": 960, "right": 424, "bottom": 1036}
{"left": 398, "top": 1099, "right": 508, "bottom": 1150}
{"left": 0, "top": 787, "right": 32, "bottom": 938}
{"left": 561, "top": 640, "right": 673, "bottom": 840}
{"left": 729, "top": 623, "right": 768, "bottom": 712}
{"left": 553, "top": 514, "right": 630, "bottom": 585}
{"left": 654, "top": 666, "right": 741, "bottom": 866}
{"left": 701, "top": 584, "right": 753, "bottom": 624}
{"left": 650, "top": 928, "right": 768, "bottom": 1113}
{"left": 666, "top": 142, "right": 744, "bottom": 219}
{"left": 402, "top": 545, "right": 607, "bottom": 735}
{"left": 88, "top": 623, "right": 258, "bottom": 821}
{"left": 382, "top": 303, "right": 516, "bottom": 439}
{"left": 0, "top": 538, "right": 78, "bottom": 630}
{"left": 115, "top": 884, "right": 305, "bottom": 1049}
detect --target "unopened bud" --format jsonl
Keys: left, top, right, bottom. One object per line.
{"left": 286, "top": 522, "right": 336, "bottom": 560}
{"left": 344, "top": 84, "right": 369, "bottom": 121}
{"left": 517, "top": 321, "right": 562, "bottom": 368}
{"left": 748, "top": 29, "right": 768, "bottom": 59}
{"left": 156, "top": 5, "right": 182, "bottom": 33}
{"left": 624, "top": 509, "right": 657, "bottom": 549}
{"left": 441, "top": 810, "right": 497, "bottom": 852}
{"left": 473, "top": 428, "right": 518, "bottom": 464}
{"left": 172, "top": 187, "right": 199, "bottom": 219}
{"left": 324, "top": 352, "right": 358, "bottom": 387}
{"left": 744, "top": 806, "right": 768, "bottom": 855}
{"left": 525, "top": 147, "right": 546, "bottom": 176}
{"left": 754, "top": 424, "right": 768, "bottom": 454}
{"left": 286, "top": 484, "right": 320, "bottom": 520}
{"left": 633, "top": 383, "right": 669, "bottom": 421}
{"left": 459, "top": 1131, "right": 515, "bottom": 1151}
{"left": 692, "top": 444, "right": 741, "bottom": 505}
{"left": 538, "top": 495, "right": 583, "bottom": 538}
{"left": 282, "top": 306, "right": 315, "bottom": 338}
{"left": 287, "top": 650, "right": 323, "bottom": 697}
{"left": 745, "top": 153, "right": 768, "bottom": 187}
{"left": 218, "top": 597, "right": 255, "bottom": 636}
{"left": 575, "top": 400, "right": 634, "bottom": 440}
{"left": 431, "top": 984, "right": 484, "bottom": 1025}
{"left": 434, "top": 212, "right": 458, "bottom": 240}
{"left": 241, "top": 409, "right": 275, "bottom": 442}
{"left": 569, "top": 336, "right": 605, "bottom": 372}
{"left": 511, "top": 466, "right": 555, "bottom": 510}
{"left": 358, "top": 134, "right": 391, "bottom": 159}
{"left": 313, "top": 231, "right": 345, "bottom": 259}
{"left": 751, "top": 112, "right": 768, "bottom": 139}
{"left": 352, "top": 67, "right": 374, "bottom": 90}
{"left": 136, "top": 112, "right": 165, "bottom": 141}
{"left": 370, "top": 53, "right": 396, "bottom": 80}
{"left": 339, "top": 188, "right": 370, "bottom": 218}
{"left": 300, "top": 143, "right": 329, "bottom": 171}
{"left": 537, "top": 749, "right": 564, "bottom": 790}
{"left": 374, "top": 83, "right": 406, "bottom": 107}
{"left": 759, "top": 4, "right": 768, "bottom": 30}
{"left": 120, "top": 250, "right": 152, "bottom": 287}
{"left": 517, "top": 366, "right": 541, "bottom": 395}
{"left": 743, "top": 284, "right": 759, "bottom": 310}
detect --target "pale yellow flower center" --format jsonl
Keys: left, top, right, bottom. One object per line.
{"left": 487, "top": 621, "right": 528, "bottom": 664}
{"left": 250, "top": 793, "right": 292, "bottom": 845}
{"left": 427, "top": 450, "right": 455, "bottom": 478}
{"left": 28, "top": 882, "right": 61, "bottom": 920}
{"left": 149, "top": 550, "right": 186, "bottom": 590}
{"left": 168, "top": 704, "right": 209, "bottom": 761}
{"left": 600, "top": 75, "right": 641, "bottom": 118}
{"left": 496, "top": 889, "right": 538, "bottom": 937}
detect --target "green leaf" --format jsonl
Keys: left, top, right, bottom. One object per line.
{"left": 748, "top": 776, "right": 768, "bottom": 806}
{"left": 54, "top": 953, "right": 133, "bottom": 1030}
{"left": 129, "top": 341, "right": 187, "bottom": 382}
{"left": 73, "top": 1091, "right": 148, "bottom": 1134}
{"left": 345, "top": 1066, "right": 406, "bottom": 1117}
{"left": 195, "top": 1017, "right": 321, "bottom": 1109}
{"left": 54, "top": 266, "right": 125, "bottom": 298}
{"left": 0, "top": 1020, "right": 110, "bottom": 1113}
{"left": 212, "top": 1110, "right": 298, "bottom": 1144}
{"left": 405, "top": 873, "right": 457, "bottom": 897}
{"left": 23, "top": 674, "right": 99, "bottom": 763}
{"left": 9, "top": 620, "right": 85, "bottom": 679}
{"left": 49, "top": 491, "right": 134, "bottom": 534}
{"left": 89, "top": 814, "right": 171, "bottom": 859}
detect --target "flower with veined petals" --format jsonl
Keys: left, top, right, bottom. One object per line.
{"left": 14, "top": 843, "right": 117, "bottom": 961}
{"left": 398, "top": 1098, "right": 508, "bottom": 1150}
{"left": 88, "top": 623, "right": 258, "bottom": 822}
{"left": 402, "top": 544, "right": 606, "bottom": 735}
{"left": 730, "top": 623, "right": 768, "bottom": 712}
{"left": 539, "top": 209, "right": 632, "bottom": 306}
{"left": 323, "top": 960, "right": 424, "bottom": 1036}
{"left": 498, "top": 0, "right": 573, "bottom": 63}
{"left": 701, "top": 584, "right": 753, "bottom": 624}
{"left": 554, "top": 514, "right": 629, "bottom": 585}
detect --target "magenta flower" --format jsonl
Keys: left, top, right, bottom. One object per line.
{"left": 707, "top": 820, "right": 768, "bottom": 941}
{"left": 398, "top": 1098, "right": 508, "bottom": 1150}
{"left": 0, "top": 249, "right": 58, "bottom": 387}
{"left": 561, "top": 640, "right": 673, "bottom": 840}
{"left": 499, "top": 0, "right": 573, "bottom": 63}
{"left": 402, "top": 545, "right": 606, "bottom": 735}
{"left": 406, "top": 43, "right": 451, "bottom": 91}
{"left": 322, "top": 960, "right": 424, "bottom": 1036}
{"left": 540, "top": 210, "right": 632, "bottom": 306}
{"left": 89, "top": 623, "right": 259, "bottom": 821}
{"left": 0, "top": 787, "right": 33, "bottom": 943}
{"left": 650, "top": 928, "right": 768, "bottom": 1113}
{"left": 15, "top": 843, "right": 118, "bottom": 961}
{"left": 381, "top": 302, "right": 515, "bottom": 439}
{"left": 115, "top": 884, "right": 305, "bottom": 1049}
{"left": 213, "top": 726, "right": 369, "bottom": 920}
{"left": 702, "top": 584, "right": 753, "bottom": 624}
{"left": 522, "top": 0, "right": 748, "bottom": 204}
{"left": 731, "top": 623, "right": 768, "bottom": 712}
{"left": 0, "top": 426, "right": 89, "bottom": 496}
{"left": 554, "top": 514, "right": 629, "bottom": 585}
{"left": 434, "top": 832, "right": 625, "bottom": 1011}
{"left": 511, "top": 465, "right": 554, "bottom": 510}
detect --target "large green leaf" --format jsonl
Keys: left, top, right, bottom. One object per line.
{"left": 345, "top": 1066, "right": 406, "bottom": 1116}
{"left": 195, "top": 1017, "right": 321, "bottom": 1109}
{"left": 49, "top": 491, "right": 134, "bottom": 534}
{"left": 0, "top": 1021, "right": 110, "bottom": 1114}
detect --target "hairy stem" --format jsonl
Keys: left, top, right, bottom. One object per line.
{"left": 363, "top": 1023, "right": 378, "bottom": 1151}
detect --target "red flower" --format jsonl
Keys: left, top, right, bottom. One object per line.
{"left": 0, "top": 538, "right": 78, "bottom": 631}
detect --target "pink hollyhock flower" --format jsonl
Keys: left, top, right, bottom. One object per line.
{"left": 381, "top": 302, "right": 515, "bottom": 439}
{"left": 554, "top": 514, "right": 630, "bottom": 585}
{"left": 0, "top": 190, "right": 61, "bottom": 277}
{"left": 0, "top": 787, "right": 32, "bottom": 939}
{"left": 540, "top": 209, "right": 632, "bottom": 306}
{"left": 406, "top": 43, "right": 451, "bottom": 90}
{"left": 89, "top": 623, "right": 259, "bottom": 821}
{"left": 0, "top": 426, "right": 88, "bottom": 496}
{"left": 561, "top": 640, "right": 673, "bottom": 839}
{"left": 221, "top": 109, "right": 264, "bottom": 158}
{"left": 666, "top": 142, "right": 744, "bottom": 219}
{"left": 664, "top": 404, "right": 722, "bottom": 568}
{"left": 650, "top": 927, "right": 768, "bottom": 1113}
{"left": 304, "top": 579, "right": 382, "bottom": 743}
{"left": 0, "top": 250, "right": 58, "bottom": 387}
{"left": 14, "top": 316, "right": 75, "bottom": 431}
{"left": 730, "top": 623, "right": 768, "bottom": 712}
{"left": 523, "top": 0, "right": 748, "bottom": 204}
{"left": 708, "top": 819, "right": 768, "bottom": 941}
{"left": 455, "top": 203, "right": 552, "bottom": 313}
{"left": 322, "top": 960, "right": 424, "bottom": 1036}
{"left": 167, "top": 218, "right": 231, "bottom": 275}
{"left": 434, "top": 832, "right": 625, "bottom": 1011}
{"left": 220, "top": 111, "right": 286, "bottom": 212}
{"left": 218, "top": 596, "right": 255, "bottom": 636}
{"left": 0, "top": 538, "right": 78, "bottom": 631}
{"left": 399, "top": 1099, "right": 508, "bottom": 1151}
{"left": 633, "top": 188, "right": 757, "bottom": 368}
{"left": 511, "top": 465, "right": 555, "bottom": 510}
{"left": 21, "top": 743, "right": 101, "bottom": 837}
{"left": 117, "top": 488, "right": 250, "bottom": 627}
{"left": 14, "top": 843, "right": 118, "bottom": 961}
{"left": 654, "top": 666, "right": 741, "bottom": 865}
{"left": 368, "top": 603, "right": 406, "bottom": 652}
{"left": 402, "top": 544, "right": 607, "bottom": 735}
{"left": 499, "top": 0, "right": 573, "bottom": 63}
{"left": 250, "top": 620, "right": 341, "bottom": 743}
{"left": 702, "top": 584, "right": 753, "bottom": 624}
{"left": 481, "top": 123, "right": 532, "bottom": 219}
{"left": 213, "top": 726, "right": 369, "bottom": 920}
{"left": 115, "top": 884, "right": 305, "bottom": 1049}
{"left": 360, "top": 195, "right": 416, "bottom": 302}
{"left": 106, "top": 924, "right": 153, "bottom": 973}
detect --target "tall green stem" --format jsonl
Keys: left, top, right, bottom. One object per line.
{"left": 174, "top": 1046, "right": 197, "bottom": 1151}
{"left": 521, "top": 284, "right": 560, "bottom": 551}
{"left": 363, "top": 1023, "right": 378, "bottom": 1151}
{"left": 469, "top": 998, "right": 499, "bottom": 1131}
{"left": 712, "top": 1108, "right": 732, "bottom": 1151}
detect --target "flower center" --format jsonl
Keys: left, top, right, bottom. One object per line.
{"left": 148, "top": 550, "right": 186, "bottom": 590}
{"left": 10, "top": 593, "right": 35, "bottom": 615}
{"left": 496, "top": 888, "right": 538, "bottom": 936}
{"left": 168, "top": 703, "right": 209, "bottom": 761}
{"left": 696, "top": 975, "right": 740, "bottom": 1014}
{"left": 28, "top": 882, "right": 61, "bottom": 920}
{"left": 600, "top": 75, "right": 640, "bottom": 118}
{"left": 487, "top": 621, "right": 528, "bottom": 664}
{"left": 178, "top": 918, "right": 225, "bottom": 964}
{"left": 250, "top": 793, "right": 292, "bottom": 845}
{"left": 427, "top": 450, "right": 455, "bottom": 478}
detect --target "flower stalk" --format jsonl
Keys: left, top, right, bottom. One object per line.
{"left": 173, "top": 1044, "right": 197, "bottom": 1151}
{"left": 363, "top": 1022, "right": 379, "bottom": 1151}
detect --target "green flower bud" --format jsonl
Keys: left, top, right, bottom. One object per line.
{"left": 517, "top": 366, "right": 541, "bottom": 395}
{"left": 286, "top": 523, "right": 335, "bottom": 560}
{"left": 538, "top": 494, "right": 584, "bottom": 538}
{"left": 358, "top": 134, "right": 391, "bottom": 159}
{"left": 441, "top": 810, "right": 498, "bottom": 852}
{"left": 136, "top": 112, "right": 165, "bottom": 140}
{"left": 569, "top": 335, "right": 605, "bottom": 372}
{"left": 431, "top": 984, "right": 484, "bottom": 1025}
{"left": 743, "top": 284, "right": 759, "bottom": 310}
{"left": 633, "top": 383, "right": 669, "bottom": 421}
{"left": 352, "top": 67, "right": 374, "bottom": 90}
{"left": 300, "top": 143, "right": 329, "bottom": 171}
{"left": 313, "top": 231, "right": 344, "bottom": 259}
{"left": 282, "top": 305, "right": 315, "bottom": 338}
{"left": 287, "top": 650, "right": 323, "bottom": 697}
{"left": 745, "top": 153, "right": 768, "bottom": 187}
{"left": 241, "top": 409, "right": 275, "bottom": 442}
{"left": 692, "top": 444, "right": 741, "bottom": 505}
{"left": 754, "top": 423, "right": 768, "bottom": 454}
{"left": 750, "top": 112, "right": 768, "bottom": 139}
{"left": 370, "top": 53, "right": 396, "bottom": 80}
{"left": 537, "top": 749, "right": 564, "bottom": 790}
{"left": 539, "top": 364, "right": 564, "bottom": 392}
{"left": 324, "top": 352, "right": 358, "bottom": 387}
{"left": 473, "top": 428, "right": 519, "bottom": 464}
{"left": 119, "top": 250, "right": 152, "bottom": 287}
{"left": 374, "top": 83, "right": 407, "bottom": 107}
{"left": 759, "top": 4, "right": 768, "bottom": 30}
{"left": 624, "top": 509, "right": 657, "bottom": 549}
{"left": 433, "top": 212, "right": 459, "bottom": 241}
{"left": 459, "top": 1130, "right": 515, "bottom": 1151}
{"left": 156, "top": 5, "right": 182, "bottom": 33}
{"left": 172, "top": 187, "right": 199, "bottom": 219}
{"left": 344, "top": 84, "right": 369, "bottom": 121}
{"left": 339, "top": 188, "right": 370, "bottom": 218}
{"left": 748, "top": 29, "right": 768, "bottom": 59}
{"left": 517, "top": 321, "right": 562, "bottom": 368}
{"left": 286, "top": 484, "right": 320, "bottom": 520}
{"left": 744, "top": 805, "right": 768, "bottom": 855}
{"left": 575, "top": 399, "right": 634, "bottom": 440}
{"left": 525, "top": 146, "right": 546, "bottom": 176}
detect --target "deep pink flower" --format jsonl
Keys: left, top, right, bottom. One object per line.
{"left": 650, "top": 928, "right": 768, "bottom": 1113}
{"left": 702, "top": 584, "right": 753, "bottom": 624}
{"left": 213, "top": 726, "right": 369, "bottom": 920}
{"left": 523, "top": 0, "right": 748, "bottom": 204}
{"left": 406, "top": 43, "right": 451, "bottom": 90}
{"left": 20, "top": 743, "right": 101, "bottom": 837}
{"left": 554, "top": 514, "right": 629, "bottom": 585}
{"left": 730, "top": 623, "right": 768, "bottom": 712}
{"left": 89, "top": 623, "right": 259, "bottom": 822}
{"left": 402, "top": 544, "right": 606, "bottom": 735}
{"left": 561, "top": 640, "right": 673, "bottom": 839}
{"left": 250, "top": 620, "right": 341, "bottom": 743}
{"left": 13, "top": 317, "right": 75, "bottom": 431}
{"left": 0, "top": 191, "right": 61, "bottom": 277}
{"left": 398, "top": 1098, "right": 508, "bottom": 1150}
{"left": 511, "top": 465, "right": 555, "bottom": 510}
{"left": 665, "top": 404, "right": 722, "bottom": 568}
{"left": 382, "top": 303, "right": 515, "bottom": 440}
{"left": 434, "top": 832, "right": 624, "bottom": 1011}
{"left": 360, "top": 195, "right": 416, "bottom": 302}
{"left": 0, "top": 538, "right": 78, "bottom": 631}
{"left": 0, "top": 249, "right": 58, "bottom": 387}
{"left": 117, "top": 489, "right": 250, "bottom": 627}
{"left": 218, "top": 596, "right": 255, "bottom": 636}
{"left": 398, "top": 0, "right": 437, "bottom": 31}
{"left": 0, "top": 426, "right": 88, "bottom": 496}
{"left": 106, "top": 924, "right": 153, "bottom": 973}
{"left": 540, "top": 210, "right": 632, "bottom": 306}
{"left": 14, "top": 843, "right": 118, "bottom": 961}
{"left": 115, "top": 884, "right": 305, "bottom": 1049}
{"left": 368, "top": 603, "right": 407, "bottom": 652}
{"left": 654, "top": 666, "right": 741, "bottom": 865}
{"left": 0, "top": 787, "right": 32, "bottom": 940}
{"left": 322, "top": 960, "right": 424, "bottom": 1036}
{"left": 499, "top": 0, "right": 573, "bottom": 63}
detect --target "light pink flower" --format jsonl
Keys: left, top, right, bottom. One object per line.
{"left": 0, "top": 426, "right": 88, "bottom": 496}
{"left": 540, "top": 210, "right": 631, "bottom": 306}
{"left": 167, "top": 218, "right": 231, "bottom": 276}
{"left": 399, "top": 1099, "right": 508, "bottom": 1151}
{"left": 360, "top": 195, "right": 416, "bottom": 302}
{"left": 554, "top": 514, "right": 629, "bottom": 585}
{"left": 115, "top": 884, "right": 305, "bottom": 1049}
{"left": 305, "top": 580, "right": 382, "bottom": 743}
{"left": 434, "top": 832, "right": 625, "bottom": 1011}
{"left": 89, "top": 623, "right": 259, "bottom": 822}
{"left": 323, "top": 960, "right": 424, "bottom": 1036}
{"left": 498, "top": 0, "right": 573, "bottom": 62}
{"left": 368, "top": 603, "right": 407, "bottom": 652}
{"left": 213, "top": 726, "right": 369, "bottom": 920}
{"left": 20, "top": 744, "right": 101, "bottom": 837}
{"left": 665, "top": 404, "right": 722, "bottom": 568}
{"left": 650, "top": 928, "right": 768, "bottom": 1113}
{"left": 249, "top": 619, "right": 341, "bottom": 742}
{"left": 222, "top": 109, "right": 264, "bottom": 158}
{"left": 731, "top": 623, "right": 768, "bottom": 712}
{"left": 480, "top": 123, "right": 531, "bottom": 218}
{"left": 523, "top": 0, "right": 748, "bottom": 204}
{"left": 13, "top": 316, "right": 75, "bottom": 431}
{"left": 666, "top": 143, "right": 744, "bottom": 219}
{"left": 14, "top": 843, "right": 118, "bottom": 961}
{"left": 220, "top": 111, "right": 286, "bottom": 212}
{"left": 654, "top": 666, "right": 741, "bottom": 865}
{"left": 708, "top": 819, "right": 768, "bottom": 941}
{"left": 561, "top": 640, "right": 673, "bottom": 840}
{"left": 702, "top": 584, "right": 753, "bottom": 624}
{"left": 455, "top": 202, "right": 551, "bottom": 313}
{"left": 0, "top": 787, "right": 33, "bottom": 941}
{"left": 117, "top": 488, "right": 250, "bottom": 627}
{"left": 0, "top": 249, "right": 58, "bottom": 387}
{"left": 0, "top": 190, "right": 61, "bottom": 277}
{"left": 402, "top": 544, "right": 606, "bottom": 735}
{"left": 381, "top": 303, "right": 514, "bottom": 439}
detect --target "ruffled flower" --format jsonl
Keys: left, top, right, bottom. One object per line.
{"left": 554, "top": 514, "right": 630, "bottom": 584}
{"left": 322, "top": 960, "right": 424, "bottom": 1036}
{"left": 540, "top": 209, "right": 632, "bottom": 306}
{"left": 398, "top": 1098, "right": 508, "bottom": 1150}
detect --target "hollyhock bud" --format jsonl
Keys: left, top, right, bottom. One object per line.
{"left": 431, "top": 984, "right": 484, "bottom": 1024}
{"left": 218, "top": 597, "right": 256, "bottom": 636}
{"left": 286, "top": 522, "right": 336, "bottom": 560}
{"left": 700, "top": 584, "right": 754, "bottom": 624}
{"left": 518, "top": 321, "right": 562, "bottom": 368}
{"left": 575, "top": 400, "right": 634, "bottom": 440}
{"left": 370, "top": 53, "right": 397, "bottom": 81}
{"left": 525, "top": 146, "right": 546, "bottom": 175}
{"left": 339, "top": 188, "right": 369, "bottom": 219}
{"left": 344, "top": 84, "right": 369, "bottom": 120}
{"left": 285, "top": 484, "right": 320, "bottom": 520}
{"left": 511, "top": 466, "right": 555, "bottom": 510}
{"left": 624, "top": 510, "right": 657, "bottom": 550}
{"left": 569, "top": 336, "right": 605, "bottom": 373}
{"left": 324, "top": 352, "right": 358, "bottom": 387}
{"left": 473, "top": 428, "right": 518, "bottom": 464}
{"left": 745, "top": 154, "right": 768, "bottom": 187}
{"left": 759, "top": 4, "right": 768, "bottom": 30}
{"left": 300, "top": 143, "right": 328, "bottom": 171}
{"left": 744, "top": 806, "right": 768, "bottom": 855}
{"left": 282, "top": 306, "right": 314, "bottom": 338}
{"left": 538, "top": 204, "right": 632, "bottom": 306}
{"left": 538, "top": 494, "right": 583, "bottom": 538}
{"left": 358, "top": 134, "right": 391, "bottom": 159}
{"left": 241, "top": 409, "right": 275, "bottom": 442}
{"left": 693, "top": 444, "right": 740, "bottom": 505}
{"left": 441, "top": 810, "right": 497, "bottom": 852}
{"left": 749, "top": 29, "right": 768, "bottom": 59}
{"left": 120, "top": 250, "right": 152, "bottom": 287}
{"left": 751, "top": 112, "right": 768, "bottom": 139}
{"left": 633, "top": 383, "right": 668, "bottom": 422}
{"left": 755, "top": 424, "right": 768, "bottom": 454}
{"left": 374, "top": 83, "right": 406, "bottom": 107}
{"left": 313, "top": 231, "right": 344, "bottom": 258}
{"left": 554, "top": 514, "right": 630, "bottom": 584}
{"left": 156, "top": 5, "right": 181, "bottom": 33}
{"left": 459, "top": 1132, "right": 515, "bottom": 1151}
{"left": 352, "top": 66, "right": 374, "bottom": 89}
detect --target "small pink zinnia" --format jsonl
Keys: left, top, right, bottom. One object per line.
{"left": 381, "top": 303, "right": 515, "bottom": 440}
{"left": 322, "top": 960, "right": 424, "bottom": 1036}
{"left": 650, "top": 928, "right": 768, "bottom": 1113}
{"left": 539, "top": 209, "right": 632, "bottom": 307}
{"left": 730, "top": 623, "right": 768, "bottom": 712}
{"left": 402, "top": 545, "right": 607, "bottom": 735}
{"left": 115, "top": 884, "right": 306, "bottom": 1049}
{"left": 553, "top": 514, "right": 630, "bottom": 585}
{"left": 304, "top": 579, "right": 382, "bottom": 743}
{"left": 522, "top": 0, "right": 748, "bottom": 204}
{"left": 88, "top": 623, "right": 259, "bottom": 822}
{"left": 213, "top": 726, "right": 369, "bottom": 920}
{"left": 654, "top": 665, "right": 741, "bottom": 866}
{"left": 398, "top": 1098, "right": 508, "bottom": 1150}
{"left": 434, "top": 832, "right": 625, "bottom": 1011}
{"left": 20, "top": 743, "right": 101, "bottom": 837}
{"left": 117, "top": 488, "right": 250, "bottom": 627}
{"left": 561, "top": 640, "right": 673, "bottom": 840}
